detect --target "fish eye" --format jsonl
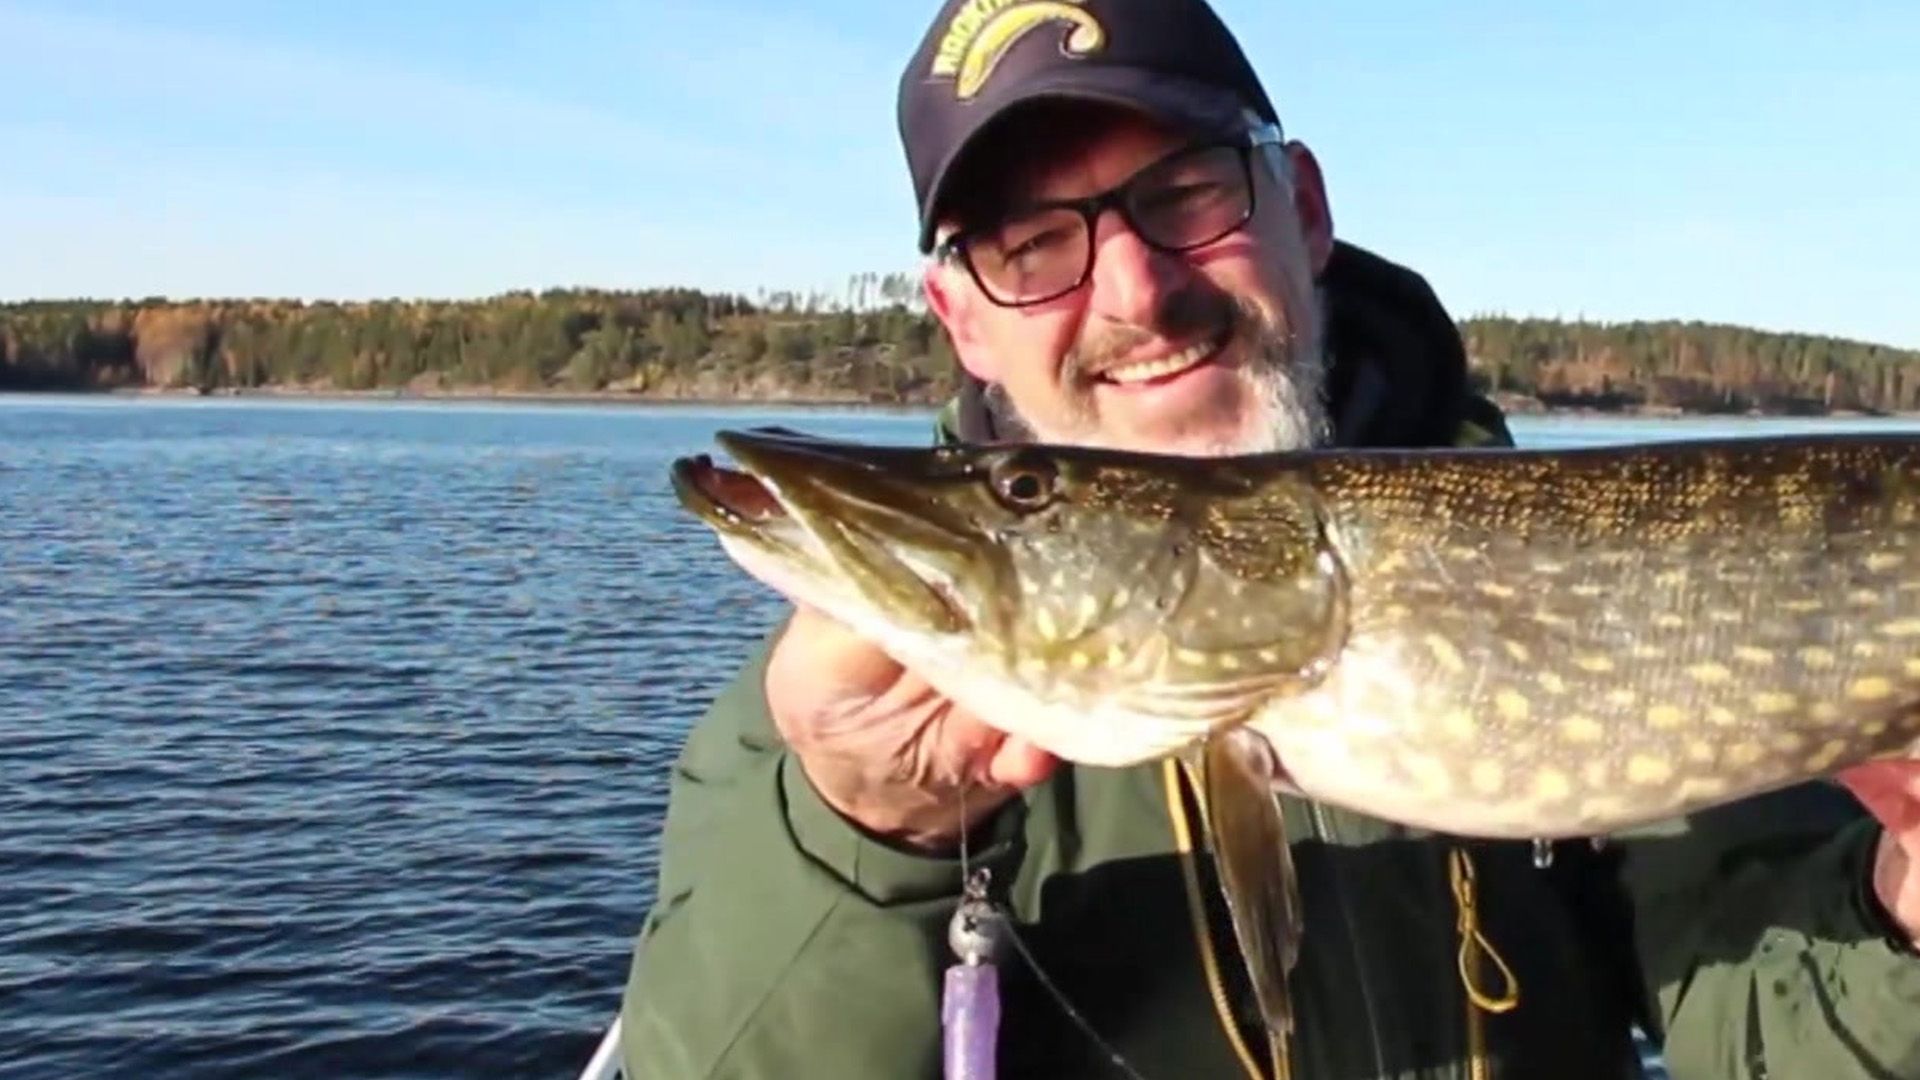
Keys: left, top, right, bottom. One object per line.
{"left": 989, "top": 452, "right": 1057, "bottom": 511}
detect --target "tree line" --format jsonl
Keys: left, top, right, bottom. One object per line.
{"left": 3, "top": 278, "right": 1914, "bottom": 415}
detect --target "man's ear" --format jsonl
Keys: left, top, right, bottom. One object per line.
{"left": 1283, "top": 141, "right": 1335, "bottom": 276}
{"left": 923, "top": 259, "right": 1001, "bottom": 383}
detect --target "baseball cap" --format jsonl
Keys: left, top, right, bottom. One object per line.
{"left": 897, "top": 0, "right": 1281, "bottom": 253}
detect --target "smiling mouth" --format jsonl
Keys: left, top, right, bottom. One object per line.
{"left": 1096, "top": 323, "right": 1234, "bottom": 387}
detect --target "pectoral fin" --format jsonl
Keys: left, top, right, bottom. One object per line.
{"left": 1181, "top": 728, "right": 1302, "bottom": 1072}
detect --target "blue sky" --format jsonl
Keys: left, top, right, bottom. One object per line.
{"left": 3, "top": 0, "right": 1917, "bottom": 348}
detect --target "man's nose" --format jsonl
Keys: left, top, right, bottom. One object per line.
{"left": 1085, "top": 210, "right": 1192, "bottom": 329}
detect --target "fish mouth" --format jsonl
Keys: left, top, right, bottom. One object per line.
{"left": 671, "top": 452, "right": 789, "bottom": 530}
{"left": 670, "top": 428, "right": 988, "bottom": 635}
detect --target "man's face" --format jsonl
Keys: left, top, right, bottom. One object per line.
{"left": 925, "top": 104, "right": 1336, "bottom": 456}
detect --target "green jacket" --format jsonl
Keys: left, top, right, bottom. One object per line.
{"left": 621, "top": 243, "right": 1920, "bottom": 1079}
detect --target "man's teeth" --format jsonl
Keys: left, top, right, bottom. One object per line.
{"left": 1102, "top": 339, "right": 1217, "bottom": 385}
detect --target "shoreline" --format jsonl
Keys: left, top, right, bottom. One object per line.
{"left": 2, "top": 383, "right": 1915, "bottom": 422}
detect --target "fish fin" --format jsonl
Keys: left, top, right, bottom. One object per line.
{"left": 1183, "top": 730, "right": 1303, "bottom": 1072}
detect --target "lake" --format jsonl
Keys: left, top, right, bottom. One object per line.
{"left": 4, "top": 395, "right": 1916, "bottom": 1080}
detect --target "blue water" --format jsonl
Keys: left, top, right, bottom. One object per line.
{"left": 3, "top": 395, "right": 1916, "bottom": 1079}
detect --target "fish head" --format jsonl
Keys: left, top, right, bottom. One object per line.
{"left": 671, "top": 428, "right": 1350, "bottom": 765}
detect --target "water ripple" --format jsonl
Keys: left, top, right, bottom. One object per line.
{"left": 0, "top": 397, "right": 931, "bottom": 1080}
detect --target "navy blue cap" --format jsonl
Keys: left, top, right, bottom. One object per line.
{"left": 897, "top": 0, "right": 1281, "bottom": 252}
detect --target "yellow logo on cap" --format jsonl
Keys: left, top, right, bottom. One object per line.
{"left": 931, "top": 0, "right": 1106, "bottom": 100}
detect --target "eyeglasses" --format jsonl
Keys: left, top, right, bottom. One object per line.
{"left": 935, "top": 123, "right": 1285, "bottom": 308}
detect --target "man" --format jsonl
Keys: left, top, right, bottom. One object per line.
{"left": 621, "top": 1, "right": 1920, "bottom": 1076}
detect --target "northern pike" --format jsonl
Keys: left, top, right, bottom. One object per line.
{"left": 670, "top": 426, "right": 1920, "bottom": 1064}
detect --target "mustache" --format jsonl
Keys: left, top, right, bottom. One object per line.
{"left": 1062, "top": 284, "right": 1249, "bottom": 383}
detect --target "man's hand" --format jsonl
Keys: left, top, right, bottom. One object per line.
{"left": 1838, "top": 760, "right": 1920, "bottom": 950}
{"left": 765, "top": 605, "right": 1058, "bottom": 852}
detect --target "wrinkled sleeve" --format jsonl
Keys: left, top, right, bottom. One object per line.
{"left": 1620, "top": 782, "right": 1920, "bottom": 1079}
{"left": 619, "top": 622, "right": 1027, "bottom": 1080}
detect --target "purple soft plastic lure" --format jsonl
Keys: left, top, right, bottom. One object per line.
{"left": 943, "top": 870, "right": 1005, "bottom": 1080}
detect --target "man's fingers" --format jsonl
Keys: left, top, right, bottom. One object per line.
{"left": 1838, "top": 761, "right": 1920, "bottom": 837}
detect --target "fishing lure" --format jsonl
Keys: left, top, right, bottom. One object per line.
{"left": 943, "top": 868, "right": 1005, "bottom": 1080}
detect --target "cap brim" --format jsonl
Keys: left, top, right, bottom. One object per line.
{"left": 916, "top": 66, "right": 1249, "bottom": 253}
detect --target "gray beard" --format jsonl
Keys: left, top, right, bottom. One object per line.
{"left": 984, "top": 287, "right": 1331, "bottom": 456}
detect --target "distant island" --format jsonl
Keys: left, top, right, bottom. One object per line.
{"left": 3, "top": 274, "right": 1916, "bottom": 417}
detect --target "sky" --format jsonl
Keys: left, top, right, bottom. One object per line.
{"left": 3, "top": 0, "right": 1917, "bottom": 349}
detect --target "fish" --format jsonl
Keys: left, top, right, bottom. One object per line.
{"left": 669, "top": 426, "right": 1920, "bottom": 1063}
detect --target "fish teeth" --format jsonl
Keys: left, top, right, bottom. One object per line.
{"left": 1103, "top": 338, "right": 1217, "bottom": 385}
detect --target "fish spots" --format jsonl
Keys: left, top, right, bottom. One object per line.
{"left": 1849, "top": 676, "right": 1896, "bottom": 703}
{"left": 1441, "top": 709, "right": 1478, "bottom": 741}
{"left": 1646, "top": 704, "right": 1687, "bottom": 729}
{"left": 1708, "top": 706, "right": 1739, "bottom": 727}
{"left": 1867, "top": 552, "right": 1905, "bottom": 573}
{"left": 1035, "top": 608, "right": 1060, "bottom": 643}
{"left": 1068, "top": 651, "right": 1093, "bottom": 671}
{"left": 1687, "top": 663, "right": 1733, "bottom": 685}
{"left": 1627, "top": 755, "right": 1674, "bottom": 786}
{"left": 1727, "top": 742, "right": 1767, "bottom": 768}
{"left": 1686, "top": 740, "right": 1717, "bottom": 765}
{"left": 1563, "top": 716, "right": 1606, "bottom": 744}
{"left": 1572, "top": 584, "right": 1606, "bottom": 599}
{"left": 1797, "top": 647, "right": 1837, "bottom": 670}
{"left": 1113, "top": 588, "right": 1132, "bottom": 608}
{"left": 1905, "top": 658, "right": 1920, "bottom": 680}
{"left": 1654, "top": 613, "right": 1687, "bottom": 630}
{"left": 1607, "top": 688, "right": 1638, "bottom": 709}
{"left": 1479, "top": 582, "right": 1518, "bottom": 600}
{"left": 1772, "top": 732, "right": 1807, "bottom": 755}
{"left": 1539, "top": 672, "right": 1568, "bottom": 696}
{"left": 1576, "top": 655, "right": 1616, "bottom": 674}
{"left": 1850, "top": 589, "right": 1882, "bottom": 608}
{"left": 1495, "top": 691, "right": 1531, "bottom": 723}
{"left": 1811, "top": 702, "right": 1843, "bottom": 726}
{"left": 1533, "top": 611, "right": 1577, "bottom": 632}
{"left": 1425, "top": 634, "right": 1465, "bottom": 674}
{"left": 1077, "top": 595, "right": 1101, "bottom": 626}
{"left": 1856, "top": 642, "right": 1886, "bottom": 660}
{"left": 1734, "top": 646, "right": 1776, "bottom": 668}
{"left": 1807, "top": 739, "right": 1851, "bottom": 772}
{"left": 1470, "top": 761, "right": 1504, "bottom": 795}
{"left": 1783, "top": 599, "right": 1825, "bottom": 614}
{"left": 1533, "top": 769, "right": 1573, "bottom": 802}
{"left": 1881, "top": 620, "right": 1920, "bottom": 639}
{"left": 1503, "top": 639, "right": 1533, "bottom": 664}
{"left": 1752, "top": 692, "right": 1798, "bottom": 715}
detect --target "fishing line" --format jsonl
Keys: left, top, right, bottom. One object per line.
{"left": 944, "top": 782, "right": 1153, "bottom": 1080}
